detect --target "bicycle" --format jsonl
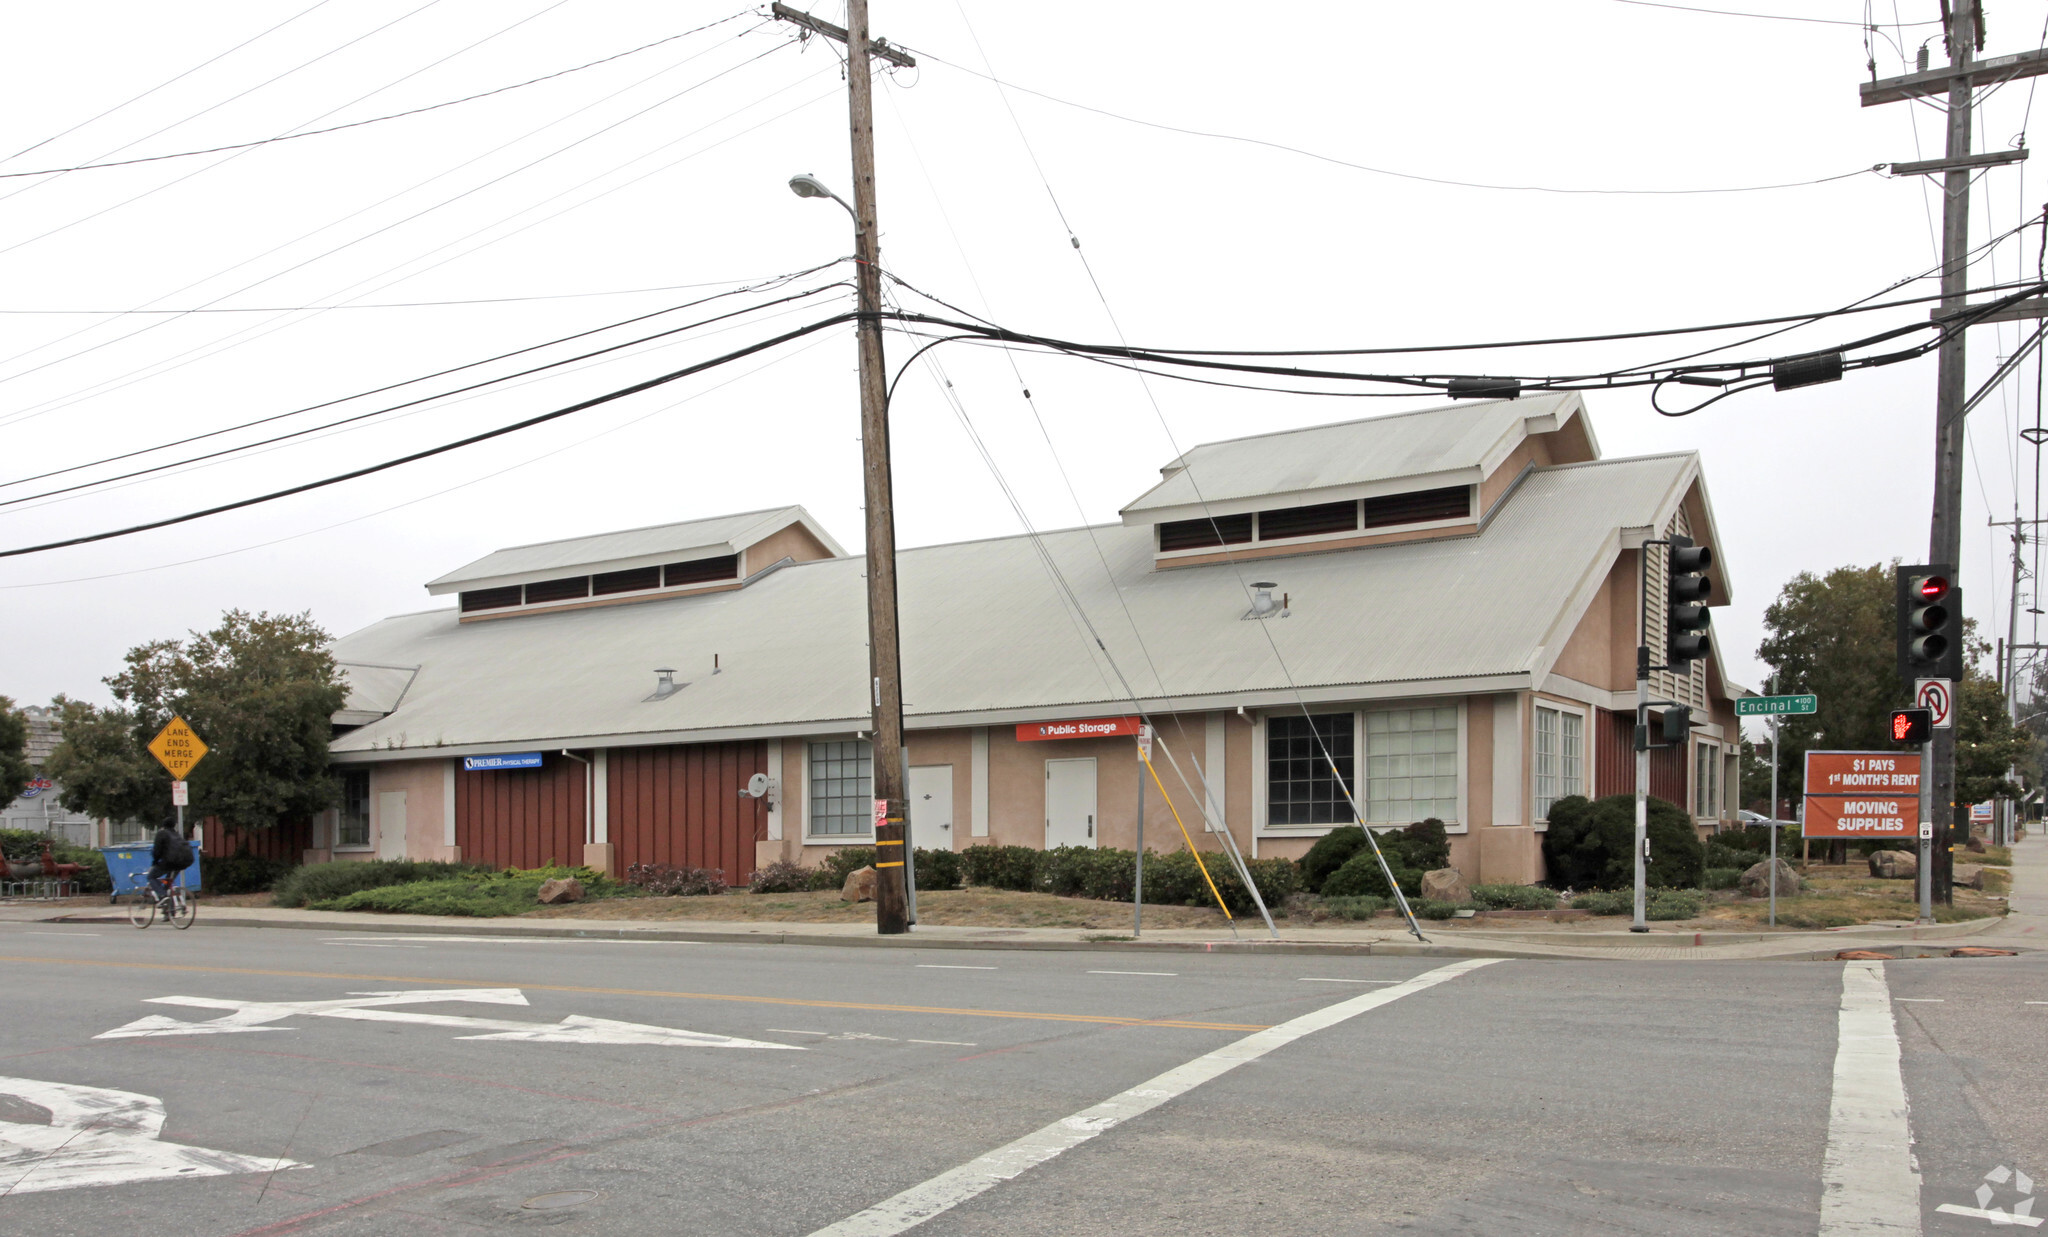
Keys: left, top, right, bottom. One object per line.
{"left": 123, "top": 871, "right": 196, "bottom": 930}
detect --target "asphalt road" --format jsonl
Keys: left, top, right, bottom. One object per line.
{"left": 0, "top": 922, "right": 2040, "bottom": 1236}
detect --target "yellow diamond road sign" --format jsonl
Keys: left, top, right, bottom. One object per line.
{"left": 147, "top": 716, "right": 208, "bottom": 780}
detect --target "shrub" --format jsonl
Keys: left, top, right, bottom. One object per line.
{"left": 1297, "top": 827, "right": 1370, "bottom": 894}
{"left": 1647, "top": 889, "right": 1703, "bottom": 920}
{"left": 748, "top": 859, "right": 815, "bottom": 894}
{"left": 1469, "top": 883, "right": 1559, "bottom": 911}
{"left": 272, "top": 859, "right": 484, "bottom": 907}
{"left": 1542, "top": 794, "right": 1704, "bottom": 891}
{"left": 819, "top": 847, "right": 877, "bottom": 886}
{"left": 1704, "top": 842, "right": 1757, "bottom": 871}
{"left": 1571, "top": 888, "right": 1633, "bottom": 915}
{"left": 1317, "top": 895, "right": 1389, "bottom": 921}
{"left": 1321, "top": 850, "right": 1420, "bottom": 900}
{"left": 1378, "top": 819, "right": 1451, "bottom": 873}
{"left": 311, "top": 864, "right": 615, "bottom": 916}
{"left": 626, "top": 863, "right": 726, "bottom": 896}
{"left": 913, "top": 847, "right": 962, "bottom": 891}
{"left": 1039, "top": 846, "right": 1133, "bottom": 900}
{"left": 209, "top": 850, "right": 296, "bottom": 895}
{"left": 0, "top": 830, "right": 111, "bottom": 892}
{"left": 1702, "top": 866, "right": 1743, "bottom": 891}
{"left": 1410, "top": 898, "right": 1463, "bottom": 920}
{"left": 0, "top": 828, "right": 48, "bottom": 859}
{"left": 962, "top": 844, "right": 1040, "bottom": 891}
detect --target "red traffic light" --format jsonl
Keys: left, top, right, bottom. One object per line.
{"left": 1916, "top": 575, "right": 1950, "bottom": 600}
{"left": 1889, "top": 708, "right": 1932, "bottom": 744}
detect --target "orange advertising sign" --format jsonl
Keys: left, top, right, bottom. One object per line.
{"left": 1802, "top": 750, "right": 1920, "bottom": 840}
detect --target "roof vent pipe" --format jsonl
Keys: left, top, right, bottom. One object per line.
{"left": 1248, "top": 582, "right": 1279, "bottom": 617}
{"left": 653, "top": 668, "right": 679, "bottom": 699}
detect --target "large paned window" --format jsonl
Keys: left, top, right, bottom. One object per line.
{"left": 1266, "top": 713, "right": 1356, "bottom": 825}
{"left": 1533, "top": 706, "right": 1584, "bottom": 821}
{"left": 1365, "top": 706, "right": 1459, "bottom": 823}
{"left": 808, "top": 740, "right": 873, "bottom": 837}
{"left": 1694, "top": 741, "right": 1719, "bottom": 817}
{"left": 338, "top": 770, "right": 371, "bottom": 848}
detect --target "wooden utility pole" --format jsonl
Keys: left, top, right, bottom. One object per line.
{"left": 774, "top": 1, "right": 917, "bottom": 934}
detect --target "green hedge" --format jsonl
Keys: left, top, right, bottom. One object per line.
{"left": 1469, "top": 883, "right": 1559, "bottom": 911}
{"left": 310, "top": 865, "right": 616, "bottom": 916}
{"left": 957, "top": 844, "right": 1297, "bottom": 914}
{"left": 272, "top": 859, "right": 486, "bottom": 907}
{"left": 913, "top": 847, "right": 961, "bottom": 891}
{"left": 1542, "top": 794, "right": 1704, "bottom": 891}
{"left": 209, "top": 851, "right": 296, "bottom": 895}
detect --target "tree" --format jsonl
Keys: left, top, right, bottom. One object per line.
{"left": 0, "top": 697, "right": 30, "bottom": 802}
{"left": 1955, "top": 672, "right": 2033, "bottom": 812}
{"left": 1755, "top": 563, "right": 1908, "bottom": 803}
{"left": 101, "top": 610, "right": 346, "bottom": 833}
{"left": 42, "top": 696, "right": 165, "bottom": 825}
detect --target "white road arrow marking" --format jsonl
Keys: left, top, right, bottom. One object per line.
{"left": 95, "top": 989, "right": 798, "bottom": 1049}
{"left": 0, "top": 1075, "right": 297, "bottom": 1196}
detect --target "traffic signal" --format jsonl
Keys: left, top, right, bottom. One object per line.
{"left": 1667, "top": 536, "right": 1713, "bottom": 665}
{"left": 1889, "top": 708, "right": 1932, "bottom": 744}
{"left": 1895, "top": 564, "right": 1965, "bottom": 683}
{"left": 1661, "top": 705, "right": 1693, "bottom": 745}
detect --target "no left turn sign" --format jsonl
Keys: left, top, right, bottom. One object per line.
{"left": 1914, "top": 678, "right": 1954, "bottom": 729}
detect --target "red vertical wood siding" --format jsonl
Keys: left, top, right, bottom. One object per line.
{"left": 209, "top": 816, "right": 311, "bottom": 862}
{"left": 606, "top": 741, "right": 766, "bottom": 882}
{"left": 1594, "top": 710, "right": 1689, "bottom": 809}
{"left": 455, "top": 755, "right": 586, "bottom": 869}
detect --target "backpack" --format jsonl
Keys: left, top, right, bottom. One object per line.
{"left": 161, "top": 834, "right": 194, "bottom": 870}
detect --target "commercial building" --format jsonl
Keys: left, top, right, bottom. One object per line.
{"left": 1, "top": 705, "right": 114, "bottom": 846}
{"left": 317, "top": 393, "right": 1747, "bottom": 885}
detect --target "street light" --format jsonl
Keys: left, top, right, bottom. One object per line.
{"left": 789, "top": 173, "right": 854, "bottom": 219}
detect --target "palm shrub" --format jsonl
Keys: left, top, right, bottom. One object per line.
{"left": 1542, "top": 794, "right": 1703, "bottom": 891}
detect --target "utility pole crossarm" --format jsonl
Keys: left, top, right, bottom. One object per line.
{"left": 1932, "top": 297, "right": 2048, "bottom": 325}
{"left": 1862, "top": 46, "right": 2048, "bottom": 105}
{"left": 1890, "top": 148, "right": 2028, "bottom": 176}
{"left": 770, "top": 2, "right": 916, "bottom": 67}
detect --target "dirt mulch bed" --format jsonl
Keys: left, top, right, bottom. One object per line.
{"left": 521, "top": 887, "right": 1236, "bottom": 930}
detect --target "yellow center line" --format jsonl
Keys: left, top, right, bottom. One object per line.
{"left": 0, "top": 954, "right": 1269, "bottom": 1032}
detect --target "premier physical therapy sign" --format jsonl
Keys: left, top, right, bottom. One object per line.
{"left": 1016, "top": 716, "right": 1142, "bottom": 742}
{"left": 1801, "top": 750, "right": 1920, "bottom": 840}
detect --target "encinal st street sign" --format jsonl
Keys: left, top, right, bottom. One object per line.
{"left": 1736, "top": 694, "right": 1818, "bottom": 717}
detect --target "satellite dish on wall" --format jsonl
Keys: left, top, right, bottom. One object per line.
{"left": 746, "top": 773, "right": 770, "bottom": 799}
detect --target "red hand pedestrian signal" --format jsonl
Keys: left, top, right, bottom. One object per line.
{"left": 1889, "top": 708, "right": 1931, "bottom": 744}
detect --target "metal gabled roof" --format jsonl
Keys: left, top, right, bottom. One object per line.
{"left": 1120, "top": 392, "right": 1587, "bottom": 523}
{"left": 329, "top": 451, "right": 1698, "bottom": 758}
{"left": 422, "top": 505, "right": 844, "bottom": 595}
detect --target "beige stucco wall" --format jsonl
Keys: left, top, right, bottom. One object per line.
{"left": 745, "top": 523, "right": 835, "bottom": 573}
{"left": 369, "top": 758, "right": 457, "bottom": 862}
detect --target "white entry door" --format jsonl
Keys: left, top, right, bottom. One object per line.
{"left": 908, "top": 765, "right": 954, "bottom": 849}
{"left": 376, "top": 791, "right": 407, "bottom": 860}
{"left": 1044, "top": 759, "right": 1098, "bottom": 849}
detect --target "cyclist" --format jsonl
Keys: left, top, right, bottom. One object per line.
{"left": 146, "top": 816, "right": 194, "bottom": 903}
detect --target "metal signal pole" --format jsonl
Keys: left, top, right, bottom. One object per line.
{"left": 774, "top": 1, "right": 918, "bottom": 934}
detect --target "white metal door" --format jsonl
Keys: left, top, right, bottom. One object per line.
{"left": 1044, "top": 759, "right": 1098, "bottom": 849}
{"left": 908, "top": 765, "right": 954, "bottom": 849}
{"left": 376, "top": 791, "right": 407, "bottom": 860}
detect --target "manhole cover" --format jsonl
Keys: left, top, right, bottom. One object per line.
{"left": 522, "top": 1190, "right": 598, "bottom": 1210}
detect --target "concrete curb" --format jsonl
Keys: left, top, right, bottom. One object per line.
{"left": 33, "top": 908, "right": 2037, "bottom": 963}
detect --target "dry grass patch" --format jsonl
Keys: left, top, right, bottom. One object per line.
{"left": 520, "top": 887, "right": 1234, "bottom": 929}
{"left": 1702, "top": 862, "right": 2002, "bottom": 929}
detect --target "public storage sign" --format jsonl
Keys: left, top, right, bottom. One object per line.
{"left": 1016, "top": 716, "right": 1142, "bottom": 742}
{"left": 1801, "top": 750, "right": 1920, "bottom": 839}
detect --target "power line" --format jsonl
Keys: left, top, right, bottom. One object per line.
{"left": 914, "top": 50, "right": 1883, "bottom": 196}
{"left": 1, "top": 0, "right": 336, "bottom": 166}
{"left": 0, "top": 275, "right": 797, "bottom": 315}
{"left": 0, "top": 261, "right": 845, "bottom": 491}
{"left": 0, "top": 312, "right": 858, "bottom": 559}
{"left": 0, "top": 283, "right": 851, "bottom": 510}
{"left": 1607, "top": 0, "right": 1935, "bottom": 28}
{"left": 0, "top": 15, "right": 755, "bottom": 180}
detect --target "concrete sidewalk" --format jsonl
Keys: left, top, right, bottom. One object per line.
{"left": 0, "top": 898, "right": 2019, "bottom": 962}
{"left": 1980, "top": 827, "right": 2046, "bottom": 947}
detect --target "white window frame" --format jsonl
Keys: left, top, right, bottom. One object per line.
{"left": 1253, "top": 700, "right": 1468, "bottom": 836}
{"left": 1531, "top": 699, "right": 1589, "bottom": 825}
{"left": 803, "top": 737, "right": 875, "bottom": 843}
{"left": 1693, "top": 739, "right": 1720, "bottom": 820}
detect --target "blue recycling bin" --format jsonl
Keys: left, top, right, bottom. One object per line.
{"left": 100, "top": 844, "right": 202, "bottom": 901}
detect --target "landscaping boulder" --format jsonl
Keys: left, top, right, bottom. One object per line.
{"left": 1418, "top": 867, "right": 1469, "bottom": 905}
{"left": 1953, "top": 863, "right": 1982, "bottom": 889}
{"left": 1868, "top": 850, "right": 1918, "bottom": 880}
{"left": 536, "top": 876, "right": 584, "bottom": 905}
{"left": 841, "top": 866, "right": 878, "bottom": 903}
{"left": 1739, "top": 858, "right": 1799, "bottom": 899}
{"left": 1966, "top": 835, "right": 1987, "bottom": 853}
{"left": 1975, "top": 867, "right": 2012, "bottom": 894}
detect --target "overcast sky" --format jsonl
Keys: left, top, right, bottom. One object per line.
{"left": 4, "top": 1, "right": 2045, "bottom": 737}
